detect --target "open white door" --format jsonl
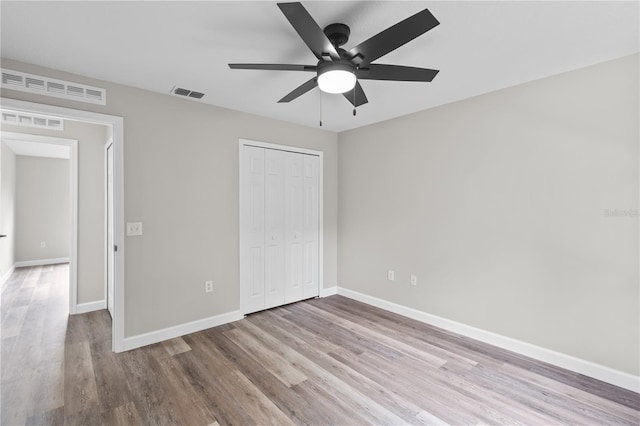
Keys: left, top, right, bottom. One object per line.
{"left": 106, "top": 142, "right": 115, "bottom": 317}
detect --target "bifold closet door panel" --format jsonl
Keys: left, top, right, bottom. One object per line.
{"left": 241, "top": 146, "right": 266, "bottom": 314}
{"left": 284, "top": 152, "right": 304, "bottom": 304}
{"left": 264, "top": 149, "right": 286, "bottom": 309}
{"left": 302, "top": 154, "right": 320, "bottom": 299}
{"left": 240, "top": 144, "right": 320, "bottom": 314}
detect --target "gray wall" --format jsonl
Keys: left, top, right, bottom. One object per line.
{"left": 0, "top": 142, "right": 16, "bottom": 279}
{"left": 0, "top": 58, "right": 339, "bottom": 337}
{"left": 338, "top": 54, "right": 639, "bottom": 375}
{"left": 3, "top": 55, "right": 634, "bottom": 376}
{"left": 15, "top": 156, "right": 70, "bottom": 262}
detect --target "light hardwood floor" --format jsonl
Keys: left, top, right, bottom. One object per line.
{"left": 2, "top": 264, "right": 639, "bottom": 425}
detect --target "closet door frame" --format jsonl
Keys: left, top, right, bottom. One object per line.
{"left": 239, "top": 139, "right": 323, "bottom": 316}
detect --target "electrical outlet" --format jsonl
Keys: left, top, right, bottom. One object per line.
{"left": 40, "top": 242, "right": 46, "bottom": 248}
{"left": 205, "top": 280, "right": 213, "bottom": 293}
{"left": 387, "top": 270, "right": 395, "bottom": 281}
{"left": 126, "top": 222, "right": 143, "bottom": 236}
{"left": 410, "top": 275, "right": 417, "bottom": 286}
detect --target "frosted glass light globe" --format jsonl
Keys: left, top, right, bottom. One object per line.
{"left": 317, "top": 69, "right": 356, "bottom": 94}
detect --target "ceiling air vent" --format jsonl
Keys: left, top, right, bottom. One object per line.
{"left": 1, "top": 110, "right": 64, "bottom": 131}
{"left": 2, "top": 72, "right": 22, "bottom": 86}
{"left": 25, "top": 77, "right": 45, "bottom": 90}
{"left": 1, "top": 69, "right": 106, "bottom": 105}
{"left": 171, "top": 86, "right": 205, "bottom": 100}
{"left": 47, "top": 81, "right": 65, "bottom": 94}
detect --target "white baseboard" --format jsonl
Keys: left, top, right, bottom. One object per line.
{"left": 320, "top": 286, "right": 337, "bottom": 297}
{"left": 122, "top": 310, "right": 243, "bottom": 352}
{"left": 75, "top": 300, "right": 106, "bottom": 314}
{"left": 337, "top": 287, "right": 640, "bottom": 393}
{"left": 14, "top": 257, "right": 69, "bottom": 268}
{"left": 1, "top": 264, "right": 16, "bottom": 288}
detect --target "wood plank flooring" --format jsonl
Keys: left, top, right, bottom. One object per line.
{"left": 2, "top": 264, "right": 639, "bottom": 425}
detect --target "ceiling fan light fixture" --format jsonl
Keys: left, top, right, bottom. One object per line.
{"left": 229, "top": 2, "right": 440, "bottom": 108}
{"left": 317, "top": 63, "right": 356, "bottom": 94}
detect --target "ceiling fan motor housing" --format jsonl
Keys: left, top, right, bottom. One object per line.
{"left": 317, "top": 59, "right": 355, "bottom": 75}
{"left": 324, "top": 23, "right": 350, "bottom": 48}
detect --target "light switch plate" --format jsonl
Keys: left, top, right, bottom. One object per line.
{"left": 126, "top": 222, "right": 143, "bottom": 236}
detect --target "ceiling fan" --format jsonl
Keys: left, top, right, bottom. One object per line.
{"left": 229, "top": 2, "right": 440, "bottom": 110}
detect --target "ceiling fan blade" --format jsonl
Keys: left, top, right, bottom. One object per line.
{"left": 277, "top": 2, "right": 341, "bottom": 61}
{"left": 357, "top": 64, "right": 439, "bottom": 82}
{"left": 278, "top": 77, "right": 318, "bottom": 103}
{"left": 348, "top": 8, "right": 439, "bottom": 67}
{"left": 229, "top": 63, "right": 317, "bottom": 72}
{"left": 342, "top": 81, "right": 368, "bottom": 107}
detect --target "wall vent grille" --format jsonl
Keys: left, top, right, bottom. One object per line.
{"left": 1, "top": 110, "right": 64, "bottom": 131}
{"left": 171, "top": 86, "right": 205, "bottom": 100}
{"left": 1, "top": 69, "right": 106, "bottom": 105}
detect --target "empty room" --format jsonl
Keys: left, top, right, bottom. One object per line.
{"left": 0, "top": 1, "right": 638, "bottom": 425}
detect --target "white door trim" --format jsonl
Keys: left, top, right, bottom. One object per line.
{"left": 0, "top": 131, "right": 78, "bottom": 313}
{"left": 0, "top": 97, "right": 126, "bottom": 353}
{"left": 238, "top": 138, "right": 324, "bottom": 315}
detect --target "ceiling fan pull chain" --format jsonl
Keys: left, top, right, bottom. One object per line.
{"left": 319, "top": 87, "right": 323, "bottom": 127}
{"left": 353, "top": 65, "right": 358, "bottom": 116}
{"left": 353, "top": 86, "right": 357, "bottom": 116}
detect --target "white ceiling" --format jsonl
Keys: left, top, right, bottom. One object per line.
{"left": 1, "top": 1, "right": 638, "bottom": 132}
{"left": 2, "top": 137, "right": 70, "bottom": 159}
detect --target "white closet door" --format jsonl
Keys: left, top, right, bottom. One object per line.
{"left": 284, "top": 152, "right": 304, "bottom": 303}
{"left": 264, "top": 149, "right": 286, "bottom": 309}
{"left": 240, "top": 142, "right": 320, "bottom": 315}
{"left": 240, "top": 146, "right": 266, "bottom": 314}
{"left": 302, "top": 154, "right": 320, "bottom": 299}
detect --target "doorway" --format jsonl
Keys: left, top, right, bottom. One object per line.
{"left": 1, "top": 98, "right": 126, "bottom": 352}
{"left": 0, "top": 132, "right": 78, "bottom": 313}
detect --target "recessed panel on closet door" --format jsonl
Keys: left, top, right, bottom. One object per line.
{"left": 241, "top": 146, "right": 266, "bottom": 314}
{"left": 302, "top": 154, "right": 319, "bottom": 299}
{"left": 285, "top": 152, "right": 304, "bottom": 303}
{"left": 264, "top": 149, "right": 286, "bottom": 309}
